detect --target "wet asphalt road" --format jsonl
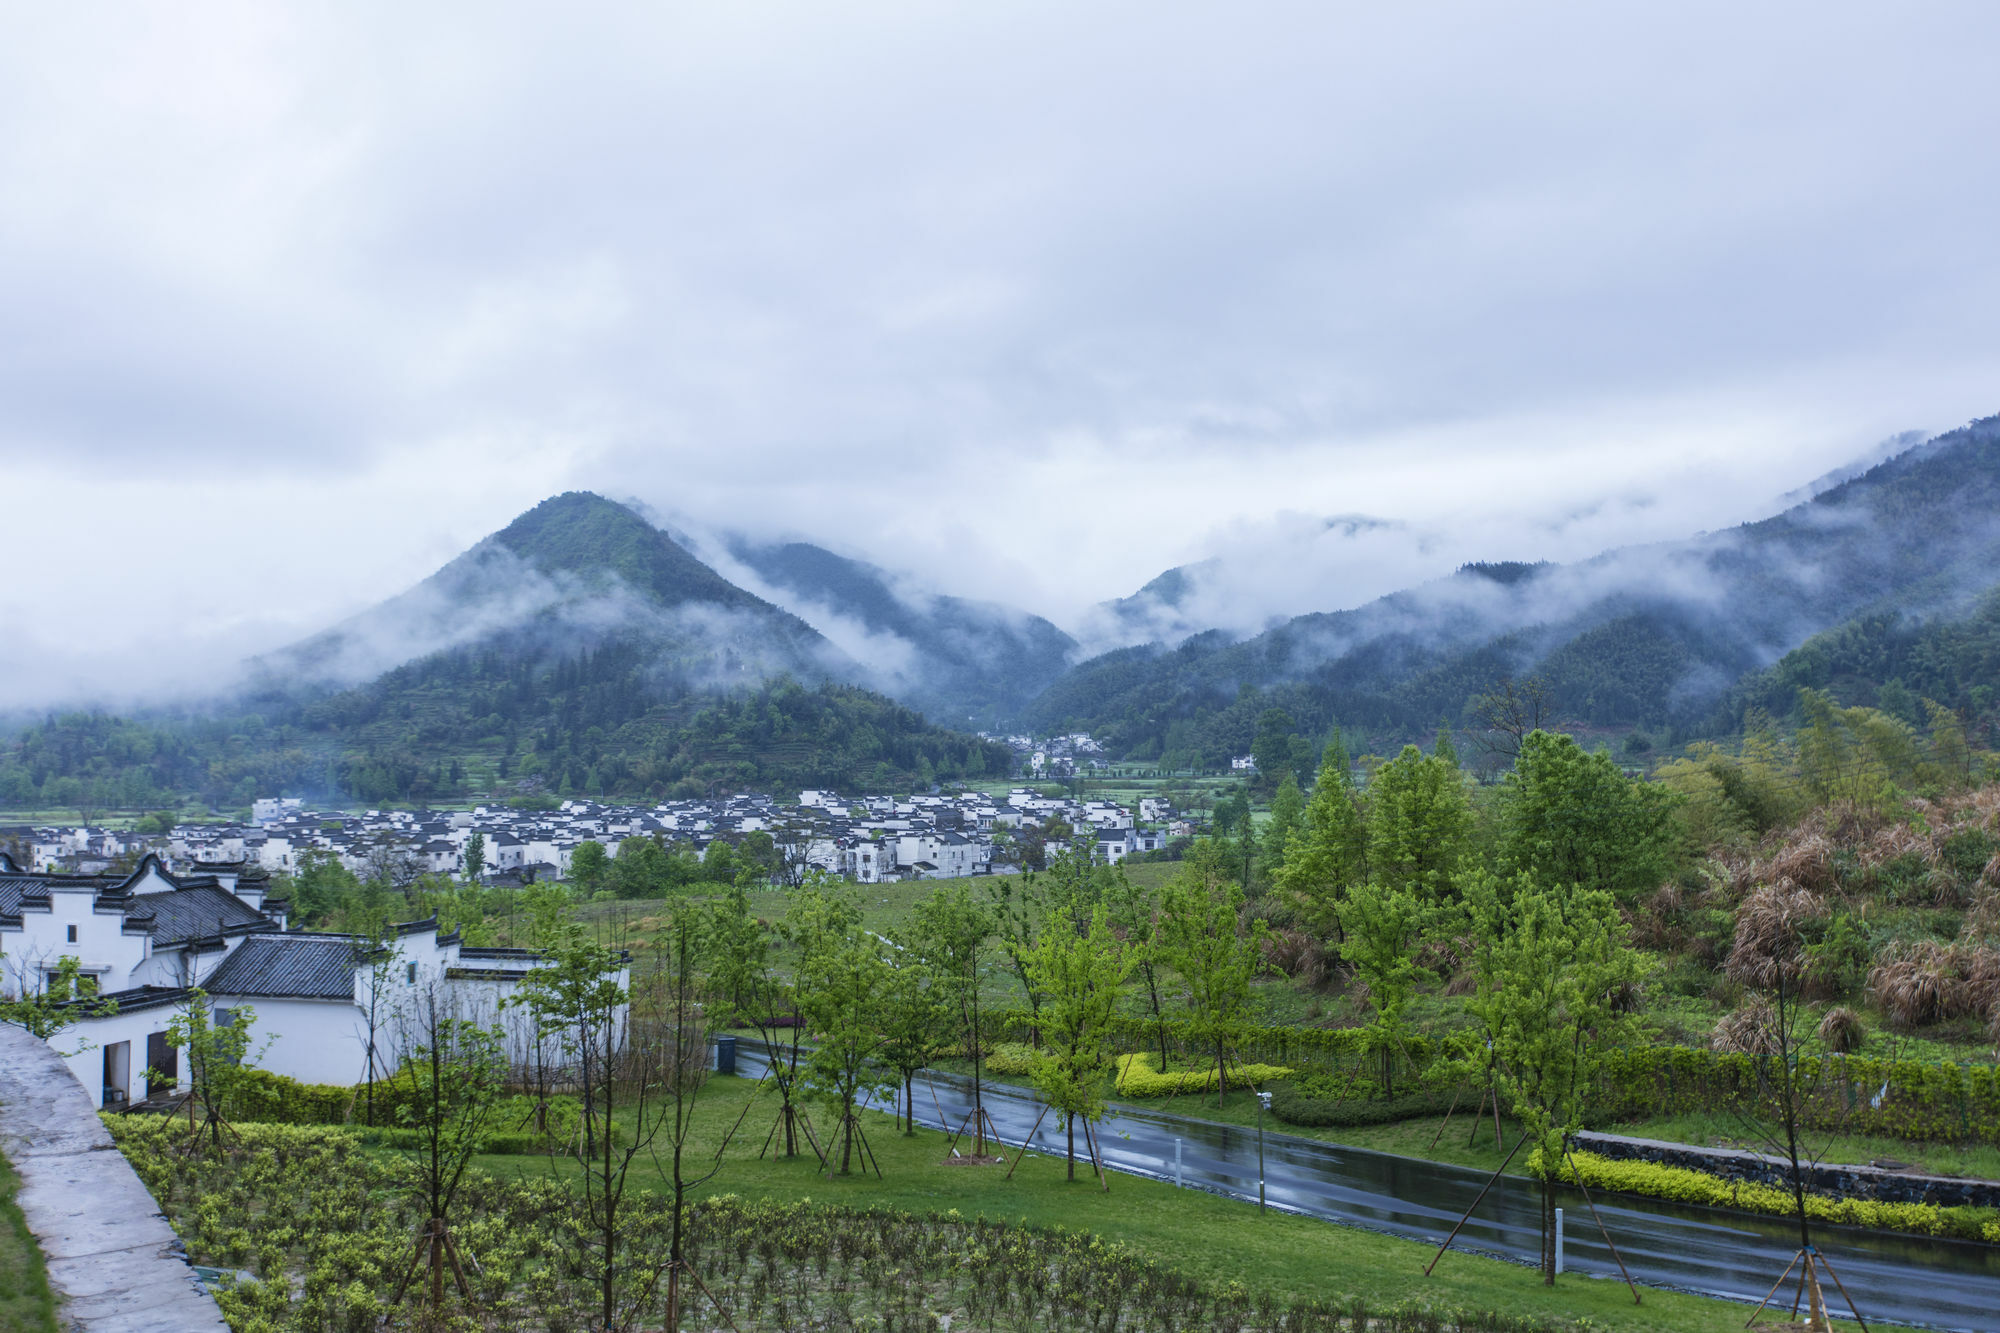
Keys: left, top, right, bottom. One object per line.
{"left": 736, "top": 1044, "right": 2000, "bottom": 1330}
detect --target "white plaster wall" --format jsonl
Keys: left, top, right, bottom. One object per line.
{"left": 224, "top": 997, "right": 370, "bottom": 1086}
{"left": 60, "top": 1004, "right": 183, "bottom": 1109}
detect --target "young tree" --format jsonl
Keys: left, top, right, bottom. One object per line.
{"left": 463, "top": 831, "right": 486, "bottom": 883}
{"left": 1259, "top": 773, "right": 1306, "bottom": 879}
{"left": 876, "top": 941, "right": 946, "bottom": 1135}
{"left": 0, "top": 953, "right": 117, "bottom": 1048}
{"left": 568, "top": 839, "right": 610, "bottom": 896}
{"left": 388, "top": 981, "right": 506, "bottom": 1309}
{"left": 158, "top": 988, "right": 266, "bottom": 1153}
{"left": 1339, "top": 877, "right": 1428, "bottom": 1096}
{"left": 711, "top": 874, "right": 813, "bottom": 1159}
{"left": 1025, "top": 905, "right": 1131, "bottom": 1179}
{"left": 348, "top": 903, "right": 402, "bottom": 1126}
{"left": 790, "top": 882, "right": 893, "bottom": 1174}
{"left": 508, "top": 919, "right": 655, "bottom": 1331}
{"left": 1367, "top": 743, "right": 1471, "bottom": 902}
{"left": 1104, "top": 869, "right": 1173, "bottom": 1070}
{"left": 1157, "top": 843, "right": 1267, "bottom": 1096}
{"left": 1498, "top": 730, "right": 1681, "bottom": 901}
{"left": 1276, "top": 736, "right": 1369, "bottom": 941}
{"left": 1464, "top": 873, "right": 1646, "bottom": 1284}
{"left": 649, "top": 898, "right": 741, "bottom": 1332}
{"left": 911, "top": 882, "right": 999, "bottom": 1153}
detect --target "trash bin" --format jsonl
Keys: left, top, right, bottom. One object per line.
{"left": 713, "top": 1035, "right": 737, "bottom": 1075}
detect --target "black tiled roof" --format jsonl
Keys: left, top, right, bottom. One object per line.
{"left": 204, "top": 937, "right": 357, "bottom": 1000}
{"left": 122, "top": 885, "right": 273, "bottom": 945}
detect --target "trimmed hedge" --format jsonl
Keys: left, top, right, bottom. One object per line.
{"left": 985, "top": 1043, "right": 1039, "bottom": 1077}
{"left": 350, "top": 1124, "right": 618, "bottom": 1156}
{"left": 1537, "top": 1148, "right": 2000, "bottom": 1243}
{"left": 994, "top": 1009, "right": 2000, "bottom": 1145}
{"left": 1114, "top": 1052, "right": 1292, "bottom": 1098}
{"left": 1590, "top": 1048, "right": 2000, "bottom": 1145}
{"left": 1267, "top": 1084, "right": 1458, "bottom": 1129}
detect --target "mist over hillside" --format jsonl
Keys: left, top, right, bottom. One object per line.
{"left": 1026, "top": 416, "right": 2000, "bottom": 765}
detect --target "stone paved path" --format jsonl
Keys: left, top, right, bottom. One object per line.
{"left": 0, "top": 1026, "right": 228, "bottom": 1332}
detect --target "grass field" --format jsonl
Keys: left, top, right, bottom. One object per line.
{"left": 460, "top": 1075, "right": 1877, "bottom": 1333}
{"left": 0, "top": 1154, "right": 58, "bottom": 1333}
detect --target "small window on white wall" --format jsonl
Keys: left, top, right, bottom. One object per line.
{"left": 67, "top": 924, "right": 78, "bottom": 943}
{"left": 406, "top": 962, "right": 417, "bottom": 985}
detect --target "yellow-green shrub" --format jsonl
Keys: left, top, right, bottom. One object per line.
{"left": 1114, "top": 1052, "right": 1292, "bottom": 1098}
{"left": 985, "top": 1043, "right": 1039, "bottom": 1076}
{"left": 1534, "top": 1148, "right": 1996, "bottom": 1242}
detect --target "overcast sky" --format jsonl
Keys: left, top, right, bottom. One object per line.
{"left": 4, "top": 2, "right": 1999, "bottom": 705}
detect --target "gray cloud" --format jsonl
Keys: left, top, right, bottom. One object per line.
{"left": 3, "top": 2, "right": 1999, "bottom": 707}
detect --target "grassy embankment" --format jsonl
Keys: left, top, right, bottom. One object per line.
{"left": 0, "top": 1154, "right": 59, "bottom": 1333}
{"left": 462, "top": 1074, "right": 1867, "bottom": 1333}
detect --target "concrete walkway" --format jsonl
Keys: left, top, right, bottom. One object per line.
{"left": 0, "top": 1026, "right": 228, "bottom": 1332}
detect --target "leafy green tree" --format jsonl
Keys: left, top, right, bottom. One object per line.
{"left": 0, "top": 954, "right": 117, "bottom": 1048}
{"left": 1463, "top": 872, "right": 1647, "bottom": 1285}
{"left": 1498, "top": 730, "right": 1681, "bottom": 900}
{"left": 910, "top": 883, "right": 999, "bottom": 1153}
{"left": 1025, "top": 905, "right": 1131, "bottom": 1179}
{"left": 1276, "top": 736, "right": 1369, "bottom": 941}
{"left": 158, "top": 988, "right": 266, "bottom": 1153}
{"left": 790, "top": 881, "right": 893, "bottom": 1174}
{"left": 609, "top": 835, "right": 670, "bottom": 898}
{"left": 1104, "top": 869, "right": 1173, "bottom": 1070}
{"left": 568, "top": 839, "right": 609, "bottom": 896}
{"left": 1251, "top": 707, "right": 1300, "bottom": 785}
{"left": 287, "top": 847, "right": 365, "bottom": 926}
{"left": 875, "top": 943, "right": 946, "bottom": 1135}
{"left": 463, "top": 832, "right": 486, "bottom": 883}
{"left": 1259, "top": 772, "right": 1305, "bottom": 878}
{"left": 1157, "top": 843, "right": 1267, "bottom": 1096}
{"left": 1339, "top": 877, "right": 1428, "bottom": 1096}
{"left": 1367, "top": 744, "right": 1471, "bottom": 902}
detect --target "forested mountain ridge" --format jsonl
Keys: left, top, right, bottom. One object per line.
{"left": 1027, "top": 416, "right": 2000, "bottom": 766}
{"left": 261, "top": 491, "right": 840, "bottom": 693}
{"left": 0, "top": 494, "right": 1012, "bottom": 808}
{"left": 720, "top": 535, "right": 1077, "bottom": 727}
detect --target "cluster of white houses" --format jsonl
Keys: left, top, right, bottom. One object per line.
{"left": 0, "top": 852, "right": 590, "bottom": 1111}
{"left": 0, "top": 787, "right": 1190, "bottom": 1109}
{"left": 8, "top": 788, "right": 1190, "bottom": 886}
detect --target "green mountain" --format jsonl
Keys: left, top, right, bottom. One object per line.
{"left": 266, "top": 491, "right": 835, "bottom": 691}
{"left": 723, "top": 536, "right": 1076, "bottom": 727}
{"left": 0, "top": 494, "right": 1013, "bottom": 809}
{"left": 1026, "top": 416, "right": 2000, "bottom": 764}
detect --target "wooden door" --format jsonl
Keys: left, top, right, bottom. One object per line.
{"left": 146, "top": 1031, "right": 176, "bottom": 1098}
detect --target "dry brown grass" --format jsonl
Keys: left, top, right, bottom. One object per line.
{"left": 1711, "top": 996, "right": 1778, "bottom": 1055}
{"left": 1817, "top": 1005, "right": 1867, "bottom": 1054}
{"left": 1868, "top": 938, "right": 2000, "bottom": 1028}
{"left": 1726, "top": 883, "right": 1825, "bottom": 988}
{"left": 1260, "top": 928, "right": 1331, "bottom": 990}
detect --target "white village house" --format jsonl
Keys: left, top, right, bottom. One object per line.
{"left": 0, "top": 853, "right": 602, "bottom": 1109}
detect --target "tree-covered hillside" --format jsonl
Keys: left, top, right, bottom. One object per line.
{"left": 0, "top": 493, "right": 1013, "bottom": 811}
{"left": 724, "top": 536, "right": 1076, "bottom": 726}
{"left": 1029, "top": 416, "right": 2000, "bottom": 764}
{"left": 0, "top": 667, "right": 1012, "bottom": 810}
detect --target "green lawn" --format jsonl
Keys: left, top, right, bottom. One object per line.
{"left": 0, "top": 1154, "right": 58, "bottom": 1333}
{"left": 463, "top": 1075, "right": 1875, "bottom": 1333}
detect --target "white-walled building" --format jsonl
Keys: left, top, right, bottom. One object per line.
{"left": 0, "top": 853, "right": 607, "bottom": 1110}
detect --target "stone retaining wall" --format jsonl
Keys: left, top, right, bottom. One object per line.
{"left": 1575, "top": 1129, "right": 2000, "bottom": 1209}
{"left": 0, "top": 1025, "right": 228, "bottom": 1332}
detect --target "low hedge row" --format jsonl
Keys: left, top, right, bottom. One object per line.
{"left": 1267, "top": 1084, "right": 1458, "bottom": 1129}
{"left": 996, "top": 1009, "right": 2000, "bottom": 1145}
{"left": 349, "top": 1124, "right": 620, "bottom": 1156}
{"left": 1536, "top": 1148, "right": 2000, "bottom": 1243}
{"left": 1113, "top": 1052, "right": 1293, "bottom": 1098}
{"left": 985, "top": 1043, "right": 1038, "bottom": 1077}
